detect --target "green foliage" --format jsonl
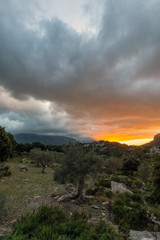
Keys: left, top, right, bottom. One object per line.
{"left": 105, "top": 157, "right": 123, "bottom": 173}
{"left": 5, "top": 205, "right": 121, "bottom": 240}
{"left": 122, "top": 156, "right": 140, "bottom": 175}
{"left": 138, "top": 162, "right": 151, "bottom": 182}
{"left": 29, "top": 148, "right": 54, "bottom": 173}
{"left": 0, "top": 126, "right": 12, "bottom": 163}
{"left": 95, "top": 177, "right": 111, "bottom": 188}
{"left": 0, "top": 126, "right": 14, "bottom": 177}
{"left": 54, "top": 144, "right": 101, "bottom": 197}
{"left": 7, "top": 132, "right": 17, "bottom": 158}
{"left": 0, "top": 192, "right": 7, "bottom": 223}
{"left": 105, "top": 190, "right": 113, "bottom": 198}
{"left": 113, "top": 193, "right": 148, "bottom": 230}
{"left": 147, "top": 154, "right": 160, "bottom": 204}
{"left": 0, "top": 165, "right": 11, "bottom": 178}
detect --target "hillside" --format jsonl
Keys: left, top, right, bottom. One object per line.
{"left": 14, "top": 133, "right": 77, "bottom": 145}
{"left": 143, "top": 133, "right": 160, "bottom": 147}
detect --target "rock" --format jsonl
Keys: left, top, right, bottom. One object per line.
{"left": 111, "top": 181, "right": 133, "bottom": 194}
{"left": 150, "top": 146, "right": 160, "bottom": 154}
{"left": 91, "top": 218, "right": 97, "bottom": 222}
{"left": 10, "top": 219, "right": 17, "bottom": 225}
{"left": 0, "top": 227, "right": 12, "bottom": 238}
{"left": 153, "top": 134, "right": 160, "bottom": 146}
{"left": 102, "top": 212, "right": 105, "bottom": 217}
{"left": 54, "top": 195, "right": 60, "bottom": 200}
{"left": 130, "top": 230, "right": 160, "bottom": 240}
{"left": 0, "top": 234, "right": 5, "bottom": 239}
{"left": 17, "top": 165, "right": 28, "bottom": 172}
{"left": 57, "top": 193, "right": 76, "bottom": 202}
{"left": 102, "top": 201, "right": 109, "bottom": 206}
{"left": 0, "top": 228, "right": 6, "bottom": 234}
{"left": 84, "top": 195, "right": 94, "bottom": 200}
{"left": 34, "top": 195, "right": 41, "bottom": 199}
{"left": 91, "top": 205, "right": 99, "bottom": 209}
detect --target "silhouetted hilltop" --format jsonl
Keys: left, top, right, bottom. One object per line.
{"left": 143, "top": 133, "right": 160, "bottom": 147}
{"left": 14, "top": 133, "right": 77, "bottom": 145}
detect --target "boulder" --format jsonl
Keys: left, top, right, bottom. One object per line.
{"left": 91, "top": 205, "right": 99, "bottom": 209}
{"left": 130, "top": 230, "right": 160, "bottom": 240}
{"left": 57, "top": 193, "right": 76, "bottom": 202}
{"left": 111, "top": 181, "right": 132, "bottom": 194}
{"left": 17, "top": 165, "right": 28, "bottom": 172}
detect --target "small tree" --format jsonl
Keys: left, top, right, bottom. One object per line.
{"left": 29, "top": 148, "right": 54, "bottom": 173}
{"left": 7, "top": 132, "right": 17, "bottom": 158}
{"left": 122, "top": 155, "right": 140, "bottom": 175}
{"left": 54, "top": 144, "right": 101, "bottom": 199}
{"left": 150, "top": 154, "right": 160, "bottom": 203}
{"left": 0, "top": 126, "right": 12, "bottom": 165}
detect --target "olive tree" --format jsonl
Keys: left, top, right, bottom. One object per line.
{"left": 29, "top": 148, "right": 54, "bottom": 173}
{"left": 0, "top": 126, "right": 12, "bottom": 165}
{"left": 54, "top": 144, "right": 101, "bottom": 199}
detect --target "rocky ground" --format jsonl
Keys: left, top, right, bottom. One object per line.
{"left": 1, "top": 159, "right": 160, "bottom": 240}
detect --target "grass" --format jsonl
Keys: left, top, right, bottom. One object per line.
{"left": 0, "top": 158, "right": 65, "bottom": 221}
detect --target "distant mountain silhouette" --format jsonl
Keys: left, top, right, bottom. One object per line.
{"left": 14, "top": 133, "right": 77, "bottom": 145}
{"left": 143, "top": 133, "right": 160, "bottom": 147}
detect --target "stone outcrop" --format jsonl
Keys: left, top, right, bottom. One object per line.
{"left": 111, "top": 181, "right": 132, "bottom": 194}
{"left": 130, "top": 230, "right": 160, "bottom": 240}
{"left": 57, "top": 193, "right": 77, "bottom": 202}
{"left": 153, "top": 134, "right": 160, "bottom": 145}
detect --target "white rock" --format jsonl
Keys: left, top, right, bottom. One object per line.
{"left": 91, "top": 205, "right": 99, "bottom": 209}
{"left": 111, "top": 181, "right": 132, "bottom": 194}
{"left": 34, "top": 195, "right": 41, "bottom": 199}
{"left": 130, "top": 230, "right": 160, "bottom": 240}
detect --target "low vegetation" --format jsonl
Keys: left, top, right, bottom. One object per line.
{"left": 3, "top": 205, "right": 121, "bottom": 240}
{"left": 1, "top": 125, "right": 160, "bottom": 239}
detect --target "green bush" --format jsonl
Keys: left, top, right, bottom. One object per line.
{"left": 105, "top": 190, "right": 113, "bottom": 199}
{"left": 0, "top": 193, "right": 7, "bottom": 223}
{"left": 113, "top": 193, "right": 148, "bottom": 230}
{"left": 95, "top": 177, "right": 111, "bottom": 188}
{"left": 4, "top": 205, "right": 121, "bottom": 240}
{"left": 0, "top": 166, "right": 11, "bottom": 178}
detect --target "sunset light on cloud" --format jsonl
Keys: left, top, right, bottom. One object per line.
{"left": 0, "top": 0, "right": 160, "bottom": 145}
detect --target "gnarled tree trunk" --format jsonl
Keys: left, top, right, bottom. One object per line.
{"left": 77, "top": 178, "right": 85, "bottom": 199}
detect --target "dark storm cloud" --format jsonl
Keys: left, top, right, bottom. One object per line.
{"left": 1, "top": 0, "right": 160, "bottom": 141}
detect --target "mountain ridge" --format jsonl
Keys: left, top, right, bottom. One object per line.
{"left": 14, "top": 133, "right": 77, "bottom": 145}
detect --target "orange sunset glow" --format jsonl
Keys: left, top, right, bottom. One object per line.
{"left": 1, "top": 0, "right": 160, "bottom": 145}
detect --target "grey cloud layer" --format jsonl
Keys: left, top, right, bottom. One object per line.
{"left": 0, "top": 0, "right": 160, "bottom": 138}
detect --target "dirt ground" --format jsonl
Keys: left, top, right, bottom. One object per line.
{"left": 0, "top": 159, "right": 111, "bottom": 236}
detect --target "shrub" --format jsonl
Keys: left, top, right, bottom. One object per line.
{"left": 138, "top": 162, "right": 150, "bottom": 182}
{"left": 0, "top": 193, "right": 7, "bottom": 223}
{"left": 95, "top": 175, "right": 111, "bottom": 189}
{"left": 0, "top": 166, "right": 11, "bottom": 178}
{"left": 105, "top": 190, "right": 113, "bottom": 198}
{"left": 29, "top": 148, "right": 54, "bottom": 173}
{"left": 54, "top": 144, "right": 102, "bottom": 199}
{"left": 113, "top": 193, "right": 148, "bottom": 230}
{"left": 5, "top": 205, "right": 121, "bottom": 240}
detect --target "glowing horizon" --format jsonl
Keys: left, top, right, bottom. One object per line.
{"left": 92, "top": 132, "right": 156, "bottom": 146}
{"left": 1, "top": 1, "right": 160, "bottom": 141}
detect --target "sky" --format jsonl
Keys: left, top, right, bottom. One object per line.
{"left": 0, "top": 0, "right": 160, "bottom": 145}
